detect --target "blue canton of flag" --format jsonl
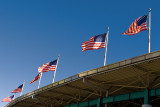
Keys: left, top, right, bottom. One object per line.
{"left": 49, "top": 60, "right": 57, "bottom": 66}
{"left": 82, "top": 33, "right": 106, "bottom": 52}
{"left": 94, "top": 34, "right": 106, "bottom": 42}
{"left": 38, "top": 59, "right": 58, "bottom": 73}
{"left": 11, "top": 84, "right": 23, "bottom": 93}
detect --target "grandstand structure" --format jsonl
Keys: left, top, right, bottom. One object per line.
{"left": 5, "top": 50, "right": 160, "bottom": 107}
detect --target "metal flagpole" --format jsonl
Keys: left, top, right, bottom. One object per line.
{"left": 13, "top": 95, "right": 15, "bottom": 100}
{"left": 104, "top": 27, "right": 109, "bottom": 66}
{"left": 148, "top": 8, "right": 151, "bottom": 53}
{"left": 20, "top": 80, "right": 25, "bottom": 96}
{"left": 52, "top": 54, "right": 60, "bottom": 83}
{"left": 37, "top": 72, "right": 43, "bottom": 89}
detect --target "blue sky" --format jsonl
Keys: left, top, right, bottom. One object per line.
{"left": 0, "top": 0, "right": 160, "bottom": 106}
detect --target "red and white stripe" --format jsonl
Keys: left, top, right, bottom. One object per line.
{"left": 11, "top": 88, "right": 22, "bottom": 93}
{"left": 122, "top": 19, "right": 147, "bottom": 35}
{"left": 2, "top": 96, "right": 14, "bottom": 102}
{"left": 30, "top": 73, "right": 41, "bottom": 84}
{"left": 38, "top": 63, "right": 56, "bottom": 73}
{"left": 82, "top": 36, "right": 105, "bottom": 52}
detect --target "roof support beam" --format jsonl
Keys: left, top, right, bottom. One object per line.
{"left": 31, "top": 95, "right": 47, "bottom": 106}
{"left": 132, "top": 67, "right": 147, "bottom": 87}
{"left": 49, "top": 90, "right": 81, "bottom": 101}
{"left": 83, "top": 77, "right": 108, "bottom": 107}
{"left": 109, "top": 78, "right": 141, "bottom": 95}
{"left": 66, "top": 84, "right": 101, "bottom": 96}
{"left": 133, "top": 65, "right": 149, "bottom": 72}
{"left": 83, "top": 77, "right": 107, "bottom": 92}
{"left": 100, "top": 72, "right": 146, "bottom": 85}
{"left": 103, "top": 83, "right": 146, "bottom": 89}
{"left": 81, "top": 93, "right": 94, "bottom": 102}
{"left": 87, "top": 75, "right": 146, "bottom": 90}
{"left": 150, "top": 73, "right": 160, "bottom": 88}
{"left": 152, "top": 82, "right": 160, "bottom": 88}
{"left": 36, "top": 95, "right": 68, "bottom": 105}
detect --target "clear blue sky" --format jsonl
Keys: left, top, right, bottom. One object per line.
{"left": 0, "top": 0, "right": 160, "bottom": 106}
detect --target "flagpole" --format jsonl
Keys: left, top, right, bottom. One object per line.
{"left": 13, "top": 94, "right": 16, "bottom": 100}
{"left": 148, "top": 8, "right": 151, "bottom": 53}
{"left": 20, "top": 80, "right": 25, "bottom": 96}
{"left": 52, "top": 54, "right": 60, "bottom": 83}
{"left": 104, "top": 27, "right": 109, "bottom": 66}
{"left": 37, "top": 72, "right": 43, "bottom": 89}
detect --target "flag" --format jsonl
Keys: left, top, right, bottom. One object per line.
{"left": 122, "top": 15, "right": 148, "bottom": 35}
{"left": 2, "top": 95, "right": 14, "bottom": 102}
{"left": 11, "top": 84, "right": 23, "bottom": 93}
{"left": 38, "top": 59, "right": 57, "bottom": 73}
{"left": 82, "top": 33, "right": 106, "bottom": 52}
{"left": 30, "top": 73, "right": 41, "bottom": 84}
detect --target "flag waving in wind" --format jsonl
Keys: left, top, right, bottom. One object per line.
{"left": 11, "top": 84, "right": 23, "bottom": 93}
{"left": 2, "top": 95, "right": 14, "bottom": 102}
{"left": 82, "top": 33, "right": 106, "bottom": 52}
{"left": 30, "top": 73, "right": 41, "bottom": 84}
{"left": 38, "top": 59, "right": 57, "bottom": 73}
{"left": 122, "top": 15, "right": 148, "bottom": 35}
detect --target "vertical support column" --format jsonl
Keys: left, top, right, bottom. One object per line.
{"left": 142, "top": 89, "right": 152, "bottom": 107}
{"left": 97, "top": 98, "right": 101, "bottom": 107}
{"left": 144, "top": 89, "right": 149, "bottom": 104}
{"left": 77, "top": 103, "right": 79, "bottom": 107}
{"left": 105, "top": 91, "right": 108, "bottom": 107}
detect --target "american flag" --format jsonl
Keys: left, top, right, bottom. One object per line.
{"left": 2, "top": 95, "right": 14, "bottom": 102}
{"left": 122, "top": 15, "right": 148, "bottom": 35}
{"left": 82, "top": 33, "right": 106, "bottom": 52}
{"left": 30, "top": 73, "right": 41, "bottom": 84}
{"left": 11, "top": 84, "right": 23, "bottom": 93}
{"left": 38, "top": 59, "right": 57, "bottom": 73}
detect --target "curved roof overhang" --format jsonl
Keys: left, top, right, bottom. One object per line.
{"left": 5, "top": 50, "right": 160, "bottom": 107}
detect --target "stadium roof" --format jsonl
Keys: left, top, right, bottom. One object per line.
{"left": 6, "top": 50, "right": 160, "bottom": 107}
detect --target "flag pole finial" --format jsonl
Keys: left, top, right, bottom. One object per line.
{"left": 149, "top": 8, "right": 151, "bottom": 11}
{"left": 107, "top": 27, "right": 109, "bottom": 30}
